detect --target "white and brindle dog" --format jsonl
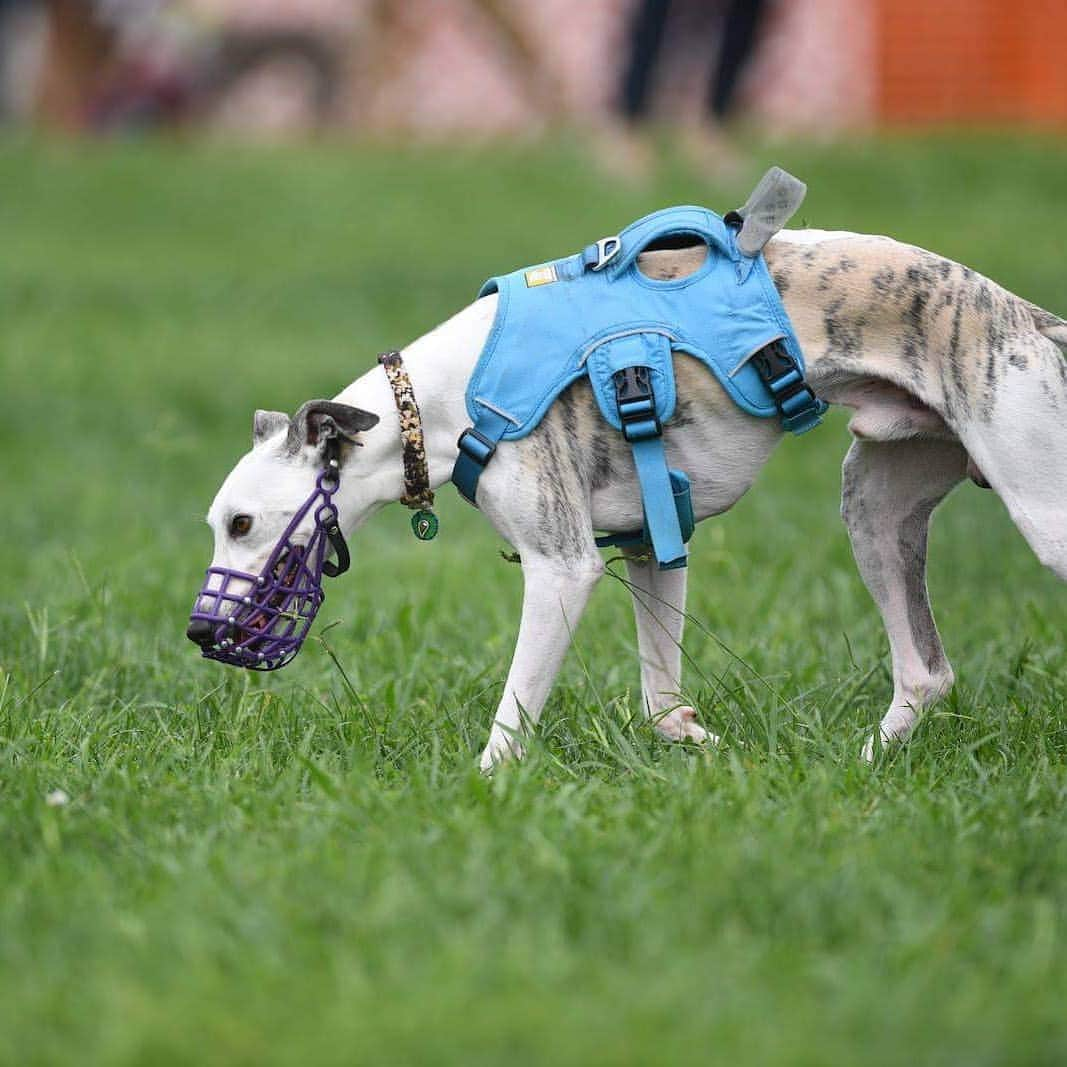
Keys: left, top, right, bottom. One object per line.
{"left": 201, "top": 230, "right": 1067, "bottom": 769}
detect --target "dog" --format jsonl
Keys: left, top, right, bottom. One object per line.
{"left": 191, "top": 227, "right": 1067, "bottom": 770}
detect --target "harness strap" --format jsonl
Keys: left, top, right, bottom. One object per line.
{"left": 613, "top": 366, "right": 688, "bottom": 570}
{"left": 629, "top": 437, "right": 688, "bottom": 569}
{"left": 452, "top": 408, "right": 512, "bottom": 506}
{"left": 595, "top": 470, "right": 694, "bottom": 551}
{"left": 379, "top": 351, "right": 440, "bottom": 539}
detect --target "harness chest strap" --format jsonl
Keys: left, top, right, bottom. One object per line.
{"left": 607, "top": 364, "right": 688, "bottom": 568}
{"left": 453, "top": 409, "right": 512, "bottom": 506}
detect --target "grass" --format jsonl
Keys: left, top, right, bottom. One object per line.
{"left": 2, "top": 131, "right": 1067, "bottom": 1065}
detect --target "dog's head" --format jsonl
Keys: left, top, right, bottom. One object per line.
{"left": 205, "top": 402, "right": 378, "bottom": 575}
{"left": 187, "top": 401, "right": 379, "bottom": 667}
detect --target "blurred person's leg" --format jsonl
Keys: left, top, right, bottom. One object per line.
{"left": 619, "top": 0, "right": 671, "bottom": 122}
{"left": 707, "top": 0, "right": 767, "bottom": 120}
{"left": 595, "top": 0, "right": 673, "bottom": 182}
{"left": 677, "top": 0, "right": 766, "bottom": 177}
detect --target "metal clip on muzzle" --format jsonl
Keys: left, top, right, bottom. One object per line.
{"left": 317, "top": 457, "right": 350, "bottom": 578}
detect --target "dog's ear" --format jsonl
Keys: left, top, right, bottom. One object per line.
{"left": 287, "top": 400, "right": 380, "bottom": 453}
{"left": 253, "top": 409, "right": 290, "bottom": 446}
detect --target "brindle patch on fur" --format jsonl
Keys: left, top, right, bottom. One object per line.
{"left": 823, "top": 295, "right": 864, "bottom": 361}
{"left": 671, "top": 398, "right": 696, "bottom": 429}
{"left": 942, "top": 292, "right": 969, "bottom": 419}
{"left": 871, "top": 266, "right": 896, "bottom": 296}
{"left": 816, "top": 256, "right": 858, "bottom": 292}
{"left": 589, "top": 426, "right": 616, "bottom": 491}
{"left": 529, "top": 402, "right": 590, "bottom": 560}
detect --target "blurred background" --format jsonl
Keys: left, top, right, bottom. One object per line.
{"left": 2, "top": 0, "right": 1066, "bottom": 143}
{"left": 4, "top": 6, "right": 1067, "bottom": 1064}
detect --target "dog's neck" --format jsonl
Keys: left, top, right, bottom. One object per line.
{"left": 328, "top": 298, "right": 495, "bottom": 527}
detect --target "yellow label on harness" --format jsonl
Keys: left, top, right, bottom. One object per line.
{"left": 524, "top": 265, "right": 558, "bottom": 288}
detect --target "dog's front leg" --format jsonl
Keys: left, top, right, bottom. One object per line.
{"left": 623, "top": 552, "right": 714, "bottom": 744}
{"left": 479, "top": 552, "right": 604, "bottom": 772}
{"left": 841, "top": 438, "right": 967, "bottom": 760}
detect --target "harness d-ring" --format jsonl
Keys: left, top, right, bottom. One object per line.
{"left": 590, "top": 235, "right": 621, "bottom": 272}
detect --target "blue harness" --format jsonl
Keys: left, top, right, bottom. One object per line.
{"left": 451, "top": 204, "right": 826, "bottom": 569}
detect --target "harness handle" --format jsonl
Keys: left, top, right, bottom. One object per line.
{"left": 598, "top": 206, "right": 736, "bottom": 280}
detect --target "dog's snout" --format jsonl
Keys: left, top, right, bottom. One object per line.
{"left": 186, "top": 619, "right": 216, "bottom": 647}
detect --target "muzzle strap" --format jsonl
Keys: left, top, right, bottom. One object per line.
{"left": 378, "top": 350, "right": 439, "bottom": 540}
{"left": 322, "top": 515, "right": 350, "bottom": 576}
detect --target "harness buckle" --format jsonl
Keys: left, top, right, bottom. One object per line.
{"left": 456, "top": 427, "right": 497, "bottom": 467}
{"left": 590, "top": 235, "right": 621, "bottom": 272}
{"left": 750, "top": 341, "right": 827, "bottom": 434}
{"left": 613, "top": 366, "right": 661, "bottom": 442}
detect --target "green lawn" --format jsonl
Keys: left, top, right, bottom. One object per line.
{"left": 2, "top": 133, "right": 1067, "bottom": 1066}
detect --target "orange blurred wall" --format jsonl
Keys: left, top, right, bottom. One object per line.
{"left": 876, "top": 0, "right": 1067, "bottom": 125}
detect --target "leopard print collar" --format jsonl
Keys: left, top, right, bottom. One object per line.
{"left": 378, "top": 351, "right": 435, "bottom": 513}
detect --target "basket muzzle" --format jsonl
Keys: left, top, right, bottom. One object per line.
{"left": 188, "top": 459, "right": 350, "bottom": 671}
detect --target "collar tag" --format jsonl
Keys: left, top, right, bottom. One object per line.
{"left": 411, "top": 509, "right": 439, "bottom": 540}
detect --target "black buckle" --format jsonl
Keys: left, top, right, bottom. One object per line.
{"left": 776, "top": 378, "right": 817, "bottom": 407}
{"left": 750, "top": 341, "right": 797, "bottom": 385}
{"left": 456, "top": 427, "right": 496, "bottom": 467}
{"left": 750, "top": 341, "right": 812, "bottom": 406}
{"left": 749, "top": 340, "right": 826, "bottom": 432}
{"left": 614, "top": 366, "right": 661, "bottom": 441}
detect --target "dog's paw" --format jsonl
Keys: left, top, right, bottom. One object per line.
{"left": 861, "top": 713, "right": 915, "bottom": 762}
{"left": 653, "top": 706, "right": 718, "bottom": 746}
{"left": 478, "top": 730, "right": 525, "bottom": 775}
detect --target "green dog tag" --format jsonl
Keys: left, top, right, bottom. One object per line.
{"left": 411, "top": 509, "right": 439, "bottom": 541}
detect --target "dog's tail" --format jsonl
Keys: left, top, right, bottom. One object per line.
{"left": 1029, "top": 303, "right": 1067, "bottom": 348}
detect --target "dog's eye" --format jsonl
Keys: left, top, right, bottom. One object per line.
{"left": 230, "top": 514, "right": 253, "bottom": 538}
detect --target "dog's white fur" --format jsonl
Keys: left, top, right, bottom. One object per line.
{"left": 203, "top": 230, "right": 1067, "bottom": 769}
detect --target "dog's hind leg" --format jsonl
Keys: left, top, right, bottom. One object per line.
{"left": 840, "top": 438, "right": 968, "bottom": 760}
{"left": 623, "top": 552, "right": 714, "bottom": 744}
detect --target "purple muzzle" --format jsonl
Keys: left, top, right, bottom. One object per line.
{"left": 188, "top": 459, "right": 350, "bottom": 671}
